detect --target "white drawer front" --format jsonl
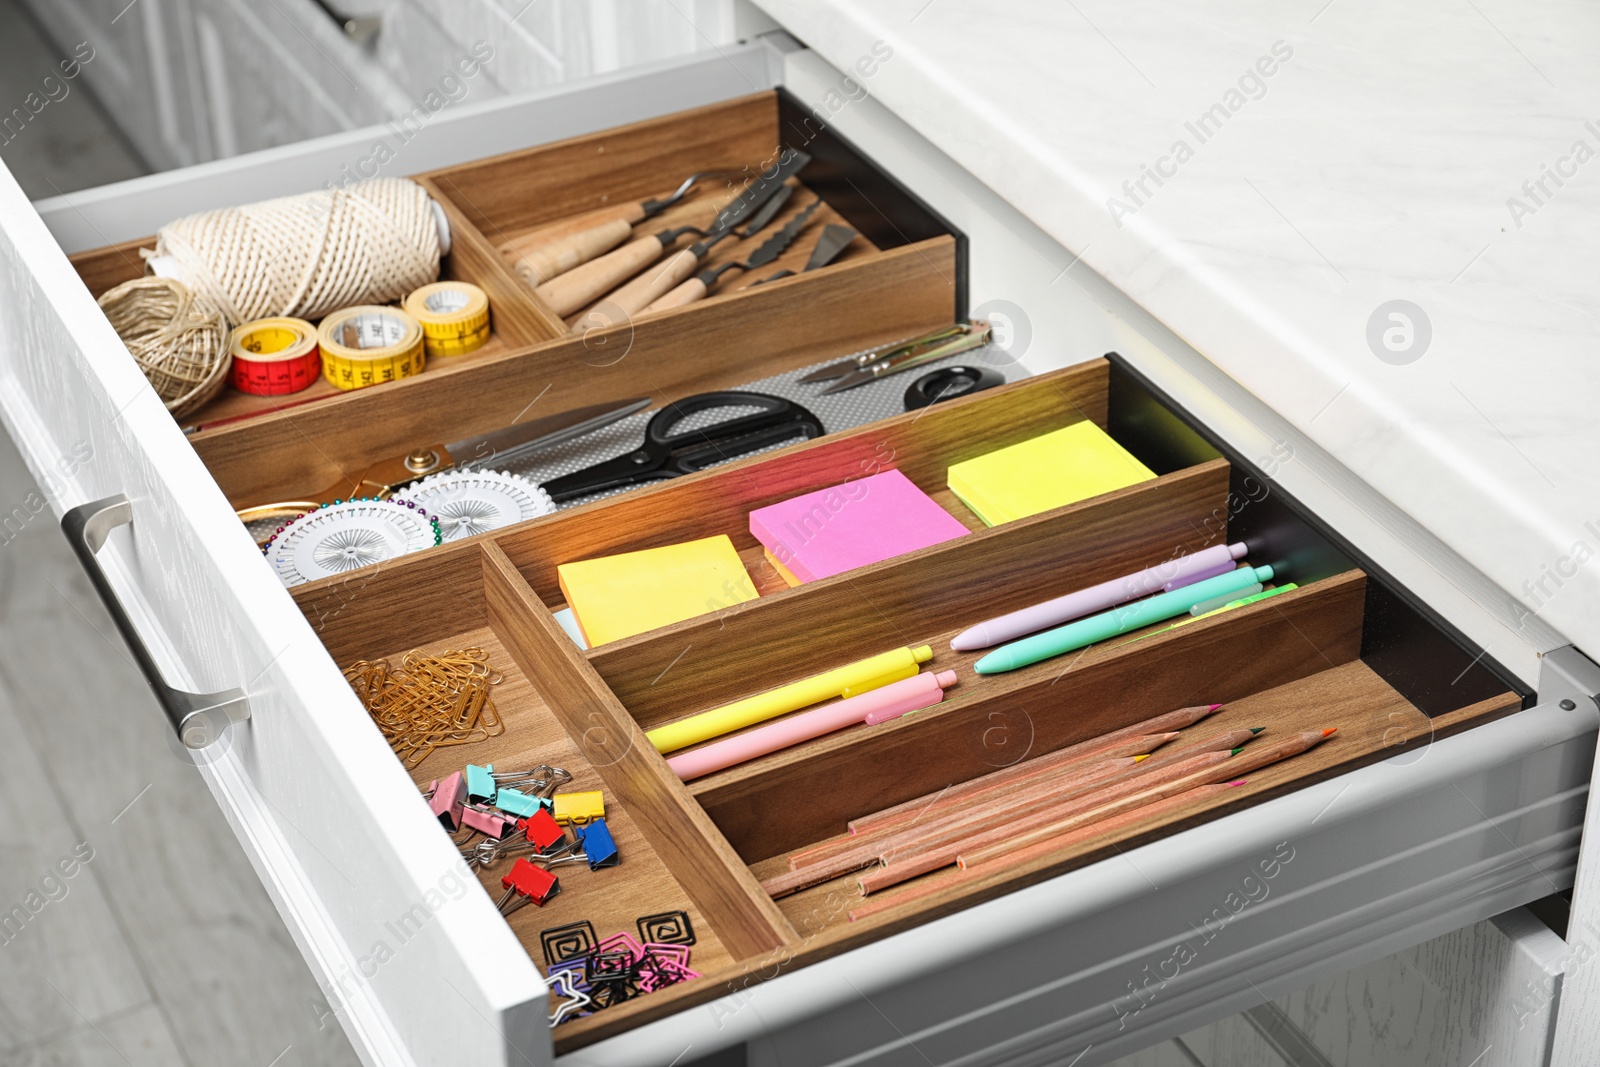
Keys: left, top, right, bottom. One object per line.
{"left": 0, "top": 149, "right": 545, "bottom": 1067}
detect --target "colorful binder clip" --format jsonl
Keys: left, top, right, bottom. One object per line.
{"left": 460, "top": 807, "right": 515, "bottom": 840}
{"left": 494, "top": 763, "right": 573, "bottom": 796}
{"left": 573, "top": 818, "right": 619, "bottom": 869}
{"left": 553, "top": 790, "right": 605, "bottom": 826}
{"left": 426, "top": 771, "right": 466, "bottom": 831}
{"left": 465, "top": 763, "right": 499, "bottom": 804}
{"left": 522, "top": 808, "right": 568, "bottom": 855}
{"left": 494, "top": 788, "right": 549, "bottom": 819}
{"left": 497, "top": 858, "right": 560, "bottom": 915}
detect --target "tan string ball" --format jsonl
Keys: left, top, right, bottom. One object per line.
{"left": 97, "top": 276, "right": 230, "bottom": 419}
{"left": 147, "top": 177, "right": 441, "bottom": 324}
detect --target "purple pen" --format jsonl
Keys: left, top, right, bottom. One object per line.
{"left": 950, "top": 543, "right": 1248, "bottom": 651}
{"left": 1164, "top": 559, "right": 1236, "bottom": 591}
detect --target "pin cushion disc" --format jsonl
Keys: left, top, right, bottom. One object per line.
{"left": 264, "top": 499, "right": 441, "bottom": 587}
{"left": 391, "top": 470, "right": 556, "bottom": 542}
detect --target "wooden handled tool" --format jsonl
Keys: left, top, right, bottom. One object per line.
{"left": 501, "top": 170, "right": 731, "bottom": 290}
{"left": 556, "top": 150, "right": 811, "bottom": 326}
{"left": 600, "top": 245, "right": 707, "bottom": 318}
{"left": 642, "top": 198, "right": 823, "bottom": 315}
{"left": 507, "top": 216, "right": 636, "bottom": 290}
{"left": 536, "top": 231, "right": 678, "bottom": 315}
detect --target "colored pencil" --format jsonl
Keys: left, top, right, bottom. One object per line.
{"left": 845, "top": 702, "right": 1223, "bottom": 837}
{"left": 955, "top": 729, "right": 1335, "bottom": 869}
{"left": 794, "top": 752, "right": 1162, "bottom": 886}
{"left": 849, "top": 782, "right": 1244, "bottom": 916}
{"left": 861, "top": 751, "right": 1240, "bottom": 893}
{"left": 837, "top": 739, "right": 1168, "bottom": 843}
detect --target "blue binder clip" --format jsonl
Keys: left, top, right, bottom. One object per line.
{"left": 574, "top": 818, "right": 620, "bottom": 869}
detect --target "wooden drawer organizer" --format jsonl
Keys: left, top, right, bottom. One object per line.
{"left": 283, "top": 351, "right": 1521, "bottom": 1053}
{"left": 62, "top": 89, "right": 958, "bottom": 454}
{"left": 57, "top": 88, "right": 1526, "bottom": 1054}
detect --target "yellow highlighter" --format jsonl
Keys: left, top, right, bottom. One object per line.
{"left": 646, "top": 645, "right": 934, "bottom": 754}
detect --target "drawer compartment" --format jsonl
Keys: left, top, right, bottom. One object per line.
{"left": 284, "top": 355, "right": 1522, "bottom": 1054}
{"left": 63, "top": 89, "right": 959, "bottom": 452}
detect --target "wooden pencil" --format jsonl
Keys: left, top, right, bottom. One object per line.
{"left": 957, "top": 782, "right": 1246, "bottom": 878}
{"left": 791, "top": 752, "right": 1157, "bottom": 886}
{"left": 861, "top": 751, "right": 1238, "bottom": 893}
{"left": 841, "top": 730, "right": 1182, "bottom": 839}
{"left": 849, "top": 783, "right": 1242, "bottom": 918}
{"left": 956, "top": 729, "right": 1335, "bottom": 869}
{"left": 843, "top": 703, "right": 1221, "bottom": 838}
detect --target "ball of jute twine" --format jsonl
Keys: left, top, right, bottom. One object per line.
{"left": 97, "top": 276, "right": 230, "bottom": 420}
{"left": 147, "top": 177, "right": 441, "bottom": 325}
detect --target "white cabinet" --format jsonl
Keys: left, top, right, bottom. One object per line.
{"left": 18, "top": 0, "right": 746, "bottom": 168}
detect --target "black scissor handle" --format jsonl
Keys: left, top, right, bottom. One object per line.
{"left": 542, "top": 392, "right": 823, "bottom": 503}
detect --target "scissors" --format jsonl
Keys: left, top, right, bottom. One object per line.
{"left": 236, "top": 396, "right": 652, "bottom": 525}
{"left": 541, "top": 391, "right": 824, "bottom": 504}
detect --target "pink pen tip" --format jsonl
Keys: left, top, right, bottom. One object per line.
{"left": 933, "top": 670, "right": 959, "bottom": 687}
{"left": 1228, "top": 542, "right": 1247, "bottom": 559}
{"left": 1208, "top": 703, "right": 1224, "bottom": 711}
{"left": 1225, "top": 779, "right": 1248, "bottom": 786}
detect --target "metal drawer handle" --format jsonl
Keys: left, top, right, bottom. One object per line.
{"left": 62, "top": 495, "right": 250, "bottom": 749}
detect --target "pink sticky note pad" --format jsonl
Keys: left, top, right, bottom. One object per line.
{"left": 749, "top": 470, "right": 969, "bottom": 583}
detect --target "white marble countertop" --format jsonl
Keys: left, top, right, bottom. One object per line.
{"left": 756, "top": 0, "right": 1600, "bottom": 671}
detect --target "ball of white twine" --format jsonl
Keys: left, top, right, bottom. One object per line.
{"left": 147, "top": 177, "right": 441, "bottom": 325}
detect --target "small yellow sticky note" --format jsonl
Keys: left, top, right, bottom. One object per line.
{"left": 558, "top": 534, "right": 757, "bottom": 646}
{"left": 947, "top": 421, "right": 1156, "bottom": 525}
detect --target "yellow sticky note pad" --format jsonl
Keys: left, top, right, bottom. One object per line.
{"left": 947, "top": 421, "right": 1156, "bottom": 526}
{"left": 762, "top": 547, "right": 803, "bottom": 588}
{"left": 558, "top": 535, "right": 757, "bottom": 646}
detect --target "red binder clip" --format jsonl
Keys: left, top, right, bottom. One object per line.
{"left": 521, "top": 808, "right": 568, "bottom": 855}
{"left": 498, "top": 858, "right": 560, "bottom": 915}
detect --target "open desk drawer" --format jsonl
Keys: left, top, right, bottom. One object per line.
{"left": 2, "top": 35, "right": 1592, "bottom": 1067}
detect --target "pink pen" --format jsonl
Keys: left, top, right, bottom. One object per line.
{"left": 668, "top": 670, "right": 959, "bottom": 781}
{"left": 950, "top": 543, "right": 1248, "bottom": 651}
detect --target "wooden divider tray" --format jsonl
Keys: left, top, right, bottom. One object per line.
{"left": 64, "top": 90, "right": 955, "bottom": 443}
{"left": 289, "top": 357, "right": 1523, "bottom": 1053}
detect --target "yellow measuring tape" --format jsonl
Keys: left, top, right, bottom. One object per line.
{"left": 403, "top": 281, "right": 491, "bottom": 358}
{"left": 317, "top": 306, "right": 427, "bottom": 391}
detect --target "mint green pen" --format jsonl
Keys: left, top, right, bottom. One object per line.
{"left": 975, "top": 565, "right": 1276, "bottom": 674}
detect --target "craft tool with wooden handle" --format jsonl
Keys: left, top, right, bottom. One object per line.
{"left": 644, "top": 198, "right": 823, "bottom": 313}
{"left": 544, "top": 149, "right": 812, "bottom": 316}
{"left": 555, "top": 149, "right": 812, "bottom": 323}
{"left": 501, "top": 170, "right": 732, "bottom": 288}
{"left": 754, "top": 223, "right": 858, "bottom": 284}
